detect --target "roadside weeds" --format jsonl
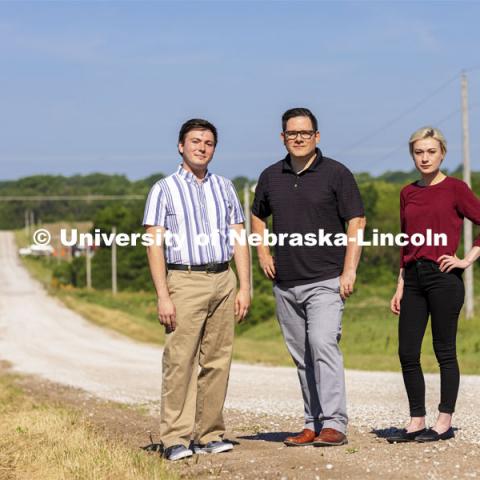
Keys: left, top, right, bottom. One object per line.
{"left": 0, "top": 364, "right": 177, "bottom": 480}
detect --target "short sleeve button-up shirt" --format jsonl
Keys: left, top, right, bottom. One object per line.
{"left": 143, "top": 165, "right": 245, "bottom": 265}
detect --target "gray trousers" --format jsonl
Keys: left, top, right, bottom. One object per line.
{"left": 273, "top": 277, "right": 348, "bottom": 434}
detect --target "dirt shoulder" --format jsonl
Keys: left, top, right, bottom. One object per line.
{"left": 13, "top": 367, "right": 480, "bottom": 480}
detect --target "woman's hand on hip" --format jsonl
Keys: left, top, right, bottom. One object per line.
{"left": 437, "top": 254, "right": 470, "bottom": 272}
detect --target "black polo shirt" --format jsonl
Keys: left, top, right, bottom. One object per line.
{"left": 252, "top": 148, "right": 364, "bottom": 287}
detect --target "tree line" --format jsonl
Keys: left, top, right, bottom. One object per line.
{"left": 4, "top": 166, "right": 479, "bottom": 329}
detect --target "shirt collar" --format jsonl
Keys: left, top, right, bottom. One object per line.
{"left": 176, "top": 164, "right": 211, "bottom": 184}
{"left": 282, "top": 148, "right": 323, "bottom": 173}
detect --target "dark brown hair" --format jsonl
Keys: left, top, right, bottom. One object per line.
{"left": 178, "top": 118, "right": 218, "bottom": 146}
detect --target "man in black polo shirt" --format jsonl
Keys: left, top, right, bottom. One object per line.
{"left": 251, "top": 107, "right": 365, "bottom": 447}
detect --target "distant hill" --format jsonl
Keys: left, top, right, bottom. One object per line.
{"left": 1, "top": 166, "right": 478, "bottom": 230}
{"left": 0, "top": 172, "right": 164, "bottom": 229}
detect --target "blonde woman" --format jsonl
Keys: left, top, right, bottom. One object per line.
{"left": 388, "top": 126, "right": 480, "bottom": 443}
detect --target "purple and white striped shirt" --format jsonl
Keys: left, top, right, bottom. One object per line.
{"left": 143, "top": 165, "right": 245, "bottom": 265}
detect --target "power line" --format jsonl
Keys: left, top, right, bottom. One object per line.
{"left": 361, "top": 102, "right": 478, "bottom": 171}
{"left": 0, "top": 195, "right": 145, "bottom": 202}
{"left": 336, "top": 71, "right": 461, "bottom": 157}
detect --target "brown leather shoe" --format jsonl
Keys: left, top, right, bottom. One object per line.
{"left": 284, "top": 428, "right": 316, "bottom": 446}
{"left": 313, "top": 428, "right": 348, "bottom": 446}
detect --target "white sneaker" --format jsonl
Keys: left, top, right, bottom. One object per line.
{"left": 193, "top": 440, "right": 234, "bottom": 454}
{"left": 164, "top": 444, "right": 193, "bottom": 461}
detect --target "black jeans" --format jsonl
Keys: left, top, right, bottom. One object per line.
{"left": 399, "top": 260, "right": 464, "bottom": 416}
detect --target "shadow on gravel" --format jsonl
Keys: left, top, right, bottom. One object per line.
{"left": 371, "top": 427, "right": 401, "bottom": 438}
{"left": 237, "top": 432, "right": 293, "bottom": 443}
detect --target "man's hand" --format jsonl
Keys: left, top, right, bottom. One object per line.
{"left": 235, "top": 288, "right": 251, "bottom": 323}
{"left": 339, "top": 269, "right": 356, "bottom": 300}
{"left": 340, "top": 216, "right": 365, "bottom": 300}
{"left": 157, "top": 295, "right": 176, "bottom": 333}
{"left": 259, "top": 254, "right": 276, "bottom": 280}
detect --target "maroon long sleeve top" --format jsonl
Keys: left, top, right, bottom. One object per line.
{"left": 400, "top": 176, "right": 480, "bottom": 267}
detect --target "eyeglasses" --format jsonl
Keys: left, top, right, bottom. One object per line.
{"left": 283, "top": 130, "right": 316, "bottom": 141}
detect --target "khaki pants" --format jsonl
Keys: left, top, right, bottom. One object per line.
{"left": 160, "top": 267, "right": 237, "bottom": 448}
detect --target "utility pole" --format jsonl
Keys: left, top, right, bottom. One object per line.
{"left": 25, "top": 210, "right": 30, "bottom": 238}
{"left": 461, "top": 71, "right": 474, "bottom": 319}
{"left": 243, "top": 183, "right": 253, "bottom": 298}
{"left": 86, "top": 247, "right": 92, "bottom": 290}
{"left": 111, "top": 226, "right": 117, "bottom": 295}
{"left": 29, "top": 210, "right": 34, "bottom": 230}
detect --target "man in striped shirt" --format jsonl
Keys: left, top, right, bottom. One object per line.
{"left": 143, "top": 118, "right": 250, "bottom": 461}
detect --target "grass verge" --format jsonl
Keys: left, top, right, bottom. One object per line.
{"left": 16, "top": 229, "right": 480, "bottom": 373}
{"left": 0, "top": 369, "right": 176, "bottom": 480}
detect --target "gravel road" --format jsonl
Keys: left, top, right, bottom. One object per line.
{"left": 1, "top": 230, "right": 480, "bottom": 445}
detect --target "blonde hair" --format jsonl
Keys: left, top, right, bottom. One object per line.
{"left": 408, "top": 126, "right": 447, "bottom": 157}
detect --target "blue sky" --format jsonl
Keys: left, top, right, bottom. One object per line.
{"left": 0, "top": 0, "right": 479, "bottom": 181}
